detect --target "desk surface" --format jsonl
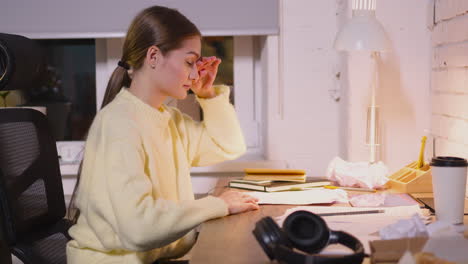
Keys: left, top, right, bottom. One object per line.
{"left": 189, "top": 179, "right": 468, "bottom": 264}
{"left": 190, "top": 178, "right": 354, "bottom": 264}
{"left": 190, "top": 177, "right": 291, "bottom": 263}
{"left": 191, "top": 203, "right": 292, "bottom": 264}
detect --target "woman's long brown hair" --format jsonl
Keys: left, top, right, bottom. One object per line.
{"left": 67, "top": 5, "right": 201, "bottom": 224}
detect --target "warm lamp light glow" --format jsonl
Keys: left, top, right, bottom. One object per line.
{"left": 334, "top": 0, "right": 391, "bottom": 163}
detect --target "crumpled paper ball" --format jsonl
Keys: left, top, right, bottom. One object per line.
{"left": 327, "top": 156, "right": 389, "bottom": 189}
{"left": 379, "top": 214, "right": 429, "bottom": 240}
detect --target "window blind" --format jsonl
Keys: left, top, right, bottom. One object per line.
{"left": 0, "top": 0, "right": 279, "bottom": 38}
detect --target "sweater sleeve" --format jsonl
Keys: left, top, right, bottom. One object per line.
{"left": 176, "top": 85, "right": 246, "bottom": 167}
{"left": 101, "top": 132, "right": 228, "bottom": 252}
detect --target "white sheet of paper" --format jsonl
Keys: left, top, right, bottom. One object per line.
{"left": 246, "top": 189, "right": 348, "bottom": 205}
{"left": 422, "top": 236, "right": 468, "bottom": 263}
{"left": 275, "top": 205, "right": 423, "bottom": 254}
{"left": 276, "top": 205, "right": 423, "bottom": 224}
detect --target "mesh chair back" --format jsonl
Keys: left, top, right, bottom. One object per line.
{"left": 0, "top": 108, "right": 70, "bottom": 264}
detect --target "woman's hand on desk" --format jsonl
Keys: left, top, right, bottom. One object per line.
{"left": 218, "top": 190, "right": 260, "bottom": 215}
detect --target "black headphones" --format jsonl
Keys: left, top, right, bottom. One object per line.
{"left": 253, "top": 210, "right": 366, "bottom": 264}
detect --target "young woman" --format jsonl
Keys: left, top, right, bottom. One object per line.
{"left": 66, "top": 6, "right": 259, "bottom": 264}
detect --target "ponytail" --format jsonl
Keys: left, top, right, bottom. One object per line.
{"left": 101, "top": 65, "right": 131, "bottom": 109}
{"left": 67, "top": 5, "right": 201, "bottom": 225}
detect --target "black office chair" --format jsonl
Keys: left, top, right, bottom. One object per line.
{"left": 0, "top": 108, "right": 72, "bottom": 264}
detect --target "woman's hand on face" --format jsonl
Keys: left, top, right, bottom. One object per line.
{"left": 217, "top": 190, "right": 260, "bottom": 215}
{"left": 191, "top": 56, "right": 221, "bottom": 99}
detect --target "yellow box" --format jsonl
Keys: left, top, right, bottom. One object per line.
{"left": 387, "top": 161, "right": 433, "bottom": 193}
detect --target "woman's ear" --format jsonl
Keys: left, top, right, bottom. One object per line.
{"left": 146, "top": 45, "right": 160, "bottom": 69}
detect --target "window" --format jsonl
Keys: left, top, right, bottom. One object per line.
{"left": 47, "top": 36, "right": 267, "bottom": 176}
{"left": 33, "top": 37, "right": 236, "bottom": 141}
{"left": 34, "top": 39, "right": 96, "bottom": 141}
{"left": 176, "top": 37, "right": 234, "bottom": 122}
{"left": 96, "top": 36, "right": 265, "bottom": 153}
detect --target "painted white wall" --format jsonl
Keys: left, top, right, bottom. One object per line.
{"left": 265, "top": 0, "right": 344, "bottom": 177}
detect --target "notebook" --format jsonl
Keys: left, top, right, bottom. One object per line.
{"left": 228, "top": 177, "right": 331, "bottom": 192}
{"left": 244, "top": 168, "right": 306, "bottom": 175}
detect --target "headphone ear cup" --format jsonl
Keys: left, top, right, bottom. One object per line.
{"left": 253, "top": 216, "right": 291, "bottom": 260}
{"left": 282, "top": 210, "right": 330, "bottom": 254}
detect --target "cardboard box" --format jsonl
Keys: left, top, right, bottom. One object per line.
{"left": 370, "top": 237, "right": 428, "bottom": 264}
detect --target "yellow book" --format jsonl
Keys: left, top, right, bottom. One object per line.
{"left": 243, "top": 175, "right": 306, "bottom": 182}
{"left": 244, "top": 168, "right": 306, "bottom": 175}
{"left": 243, "top": 168, "right": 307, "bottom": 182}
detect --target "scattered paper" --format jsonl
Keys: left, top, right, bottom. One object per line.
{"left": 246, "top": 189, "right": 348, "bottom": 205}
{"left": 377, "top": 218, "right": 468, "bottom": 263}
{"left": 350, "top": 193, "right": 386, "bottom": 207}
{"left": 327, "top": 156, "right": 389, "bottom": 189}
{"left": 426, "top": 221, "right": 466, "bottom": 238}
{"left": 350, "top": 193, "right": 420, "bottom": 207}
{"left": 275, "top": 205, "right": 423, "bottom": 254}
{"left": 276, "top": 205, "right": 423, "bottom": 225}
{"left": 422, "top": 236, "right": 468, "bottom": 263}
{"left": 379, "top": 214, "right": 429, "bottom": 240}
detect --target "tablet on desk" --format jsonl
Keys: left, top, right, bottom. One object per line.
{"left": 416, "top": 197, "right": 468, "bottom": 214}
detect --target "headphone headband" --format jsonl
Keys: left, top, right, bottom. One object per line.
{"left": 253, "top": 211, "right": 365, "bottom": 264}
{"left": 273, "top": 231, "right": 365, "bottom": 264}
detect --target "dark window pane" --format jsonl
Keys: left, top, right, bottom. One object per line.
{"left": 202, "top": 36, "right": 233, "bottom": 87}
{"left": 30, "top": 37, "right": 234, "bottom": 139}
{"left": 180, "top": 37, "right": 234, "bottom": 121}
{"left": 34, "top": 39, "right": 96, "bottom": 141}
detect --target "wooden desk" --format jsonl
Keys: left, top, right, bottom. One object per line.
{"left": 190, "top": 204, "right": 292, "bottom": 264}
{"left": 190, "top": 177, "right": 291, "bottom": 263}
{"left": 189, "top": 179, "right": 468, "bottom": 264}
{"left": 190, "top": 178, "right": 355, "bottom": 264}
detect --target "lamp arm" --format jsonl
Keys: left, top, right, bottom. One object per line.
{"left": 368, "top": 51, "right": 380, "bottom": 163}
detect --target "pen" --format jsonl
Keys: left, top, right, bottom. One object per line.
{"left": 323, "top": 185, "right": 376, "bottom": 192}
{"left": 317, "top": 209, "right": 384, "bottom": 217}
{"left": 417, "top": 136, "right": 427, "bottom": 169}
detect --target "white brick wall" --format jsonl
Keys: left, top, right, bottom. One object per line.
{"left": 433, "top": 43, "right": 468, "bottom": 68}
{"left": 432, "top": 13, "right": 468, "bottom": 45}
{"left": 435, "top": 0, "right": 468, "bottom": 23}
{"left": 432, "top": 68, "right": 468, "bottom": 93}
{"left": 432, "top": 93, "right": 468, "bottom": 119}
{"left": 431, "top": 114, "right": 468, "bottom": 146}
{"left": 431, "top": 0, "right": 468, "bottom": 162}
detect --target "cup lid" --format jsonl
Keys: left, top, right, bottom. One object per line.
{"left": 430, "top": 156, "right": 467, "bottom": 167}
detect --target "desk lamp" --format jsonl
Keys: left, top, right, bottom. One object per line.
{"left": 334, "top": 0, "right": 390, "bottom": 163}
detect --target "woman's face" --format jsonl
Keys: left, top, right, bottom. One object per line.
{"left": 153, "top": 36, "right": 201, "bottom": 100}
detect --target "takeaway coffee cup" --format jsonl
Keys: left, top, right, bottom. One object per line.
{"left": 430, "top": 156, "right": 468, "bottom": 224}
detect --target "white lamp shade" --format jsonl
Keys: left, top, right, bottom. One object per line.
{"left": 334, "top": 10, "right": 390, "bottom": 51}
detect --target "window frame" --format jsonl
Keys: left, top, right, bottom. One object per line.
{"left": 59, "top": 36, "right": 270, "bottom": 175}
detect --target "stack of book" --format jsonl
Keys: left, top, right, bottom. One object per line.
{"left": 228, "top": 168, "right": 331, "bottom": 192}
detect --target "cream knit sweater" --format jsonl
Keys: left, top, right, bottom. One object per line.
{"left": 67, "top": 85, "right": 245, "bottom": 264}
